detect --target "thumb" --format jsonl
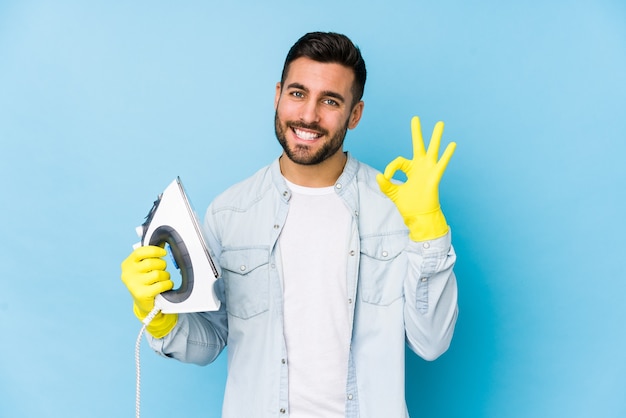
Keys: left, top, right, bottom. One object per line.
{"left": 376, "top": 173, "right": 397, "bottom": 198}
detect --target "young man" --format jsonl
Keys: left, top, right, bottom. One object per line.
{"left": 122, "top": 32, "right": 458, "bottom": 417}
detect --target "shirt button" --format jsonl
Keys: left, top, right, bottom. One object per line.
{"left": 280, "top": 408, "right": 286, "bottom": 414}
{"left": 283, "top": 191, "right": 289, "bottom": 197}
{"left": 349, "top": 250, "right": 355, "bottom": 256}
{"left": 274, "top": 224, "right": 280, "bottom": 229}
{"left": 281, "top": 358, "right": 286, "bottom": 364}
{"left": 381, "top": 250, "right": 388, "bottom": 257}
{"left": 240, "top": 265, "right": 246, "bottom": 272}
{"left": 347, "top": 394, "right": 353, "bottom": 400}
{"left": 348, "top": 298, "right": 353, "bottom": 304}
{"left": 335, "top": 183, "right": 342, "bottom": 189}
{"left": 421, "top": 277, "right": 428, "bottom": 282}
{"left": 423, "top": 242, "right": 430, "bottom": 249}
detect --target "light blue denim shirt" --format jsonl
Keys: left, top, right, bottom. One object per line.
{"left": 148, "top": 153, "right": 458, "bottom": 418}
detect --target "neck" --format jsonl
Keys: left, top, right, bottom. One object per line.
{"left": 279, "top": 151, "right": 347, "bottom": 187}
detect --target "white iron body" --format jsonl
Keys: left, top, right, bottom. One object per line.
{"left": 135, "top": 177, "right": 220, "bottom": 314}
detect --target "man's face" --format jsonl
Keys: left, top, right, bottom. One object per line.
{"left": 274, "top": 57, "right": 364, "bottom": 166}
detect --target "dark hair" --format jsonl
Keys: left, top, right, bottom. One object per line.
{"left": 280, "top": 32, "right": 367, "bottom": 107}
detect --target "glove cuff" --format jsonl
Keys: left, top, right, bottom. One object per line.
{"left": 404, "top": 207, "right": 449, "bottom": 242}
{"left": 133, "top": 303, "right": 178, "bottom": 339}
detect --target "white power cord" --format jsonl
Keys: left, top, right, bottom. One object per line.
{"left": 135, "top": 306, "right": 161, "bottom": 418}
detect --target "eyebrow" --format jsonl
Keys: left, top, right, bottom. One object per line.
{"left": 286, "top": 82, "right": 346, "bottom": 104}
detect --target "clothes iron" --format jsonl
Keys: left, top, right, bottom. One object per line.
{"left": 135, "top": 177, "right": 220, "bottom": 314}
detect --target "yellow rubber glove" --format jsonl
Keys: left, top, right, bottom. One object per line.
{"left": 376, "top": 116, "right": 456, "bottom": 242}
{"left": 120, "top": 245, "right": 178, "bottom": 338}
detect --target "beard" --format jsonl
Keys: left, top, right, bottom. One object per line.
{"left": 274, "top": 111, "right": 349, "bottom": 166}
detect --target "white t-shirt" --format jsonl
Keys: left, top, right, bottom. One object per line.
{"left": 279, "top": 179, "right": 352, "bottom": 417}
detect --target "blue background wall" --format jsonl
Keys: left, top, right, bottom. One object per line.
{"left": 1, "top": 1, "right": 625, "bottom": 417}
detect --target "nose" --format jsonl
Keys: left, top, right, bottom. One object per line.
{"left": 299, "top": 99, "right": 320, "bottom": 124}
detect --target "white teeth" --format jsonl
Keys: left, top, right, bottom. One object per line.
{"left": 294, "top": 128, "right": 320, "bottom": 141}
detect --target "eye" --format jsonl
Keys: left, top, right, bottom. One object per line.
{"left": 290, "top": 91, "right": 305, "bottom": 98}
{"left": 323, "top": 98, "right": 339, "bottom": 107}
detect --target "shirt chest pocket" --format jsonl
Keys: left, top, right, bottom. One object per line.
{"left": 220, "top": 248, "right": 270, "bottom": 319}
{"left": 359, "top": 234, "right": 407, "bottom": 306}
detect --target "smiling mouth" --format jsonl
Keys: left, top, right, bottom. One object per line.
{"left": 292, "top": 127, "right": 322, "bottom": 141}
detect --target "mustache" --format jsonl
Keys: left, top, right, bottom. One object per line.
{"left": 286, "top": 121, "right": 329, "bottom": 136}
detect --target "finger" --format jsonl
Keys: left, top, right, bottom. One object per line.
{"left": 426, "top": 121, "right": 445, "bottom": 161}
{"left": 131, "top": 245, "right": 167, "bottom": 263}
{"left": 145, "top": 277, "right": 175, "bottom": 297}
{"left": 122, "top": 255, "right": 167, "bottom": 276}
{"left": 376, "top": 172, "right": 392, "bottom": 190}
{"left": 411, "top": 116, "right": 426, "bottom": 158}
{"left": 122, "top": 265, "right": 167, "bottom": 293}
{"left": 122, "top": 268, "right": 171, "bottom": 289}
{"left": 136, "top": 277, "right": 175, "bottom": 300}
{"left": 437, "top": 142, "right": 457, "bottom": 176}
{"left": 376, "top": 173, "right": 399, "bottom": 199}
{"left": 137, "top": 257, "right": 168, "bottom": 273}
{"left": 141, "top": 269, "right": 172, "bottom": 286}
{"left": 382, "top": 156, "right": 411, "bottom": 179}
{"left": 121, "top": 245, "right": 167, "bottom": 273}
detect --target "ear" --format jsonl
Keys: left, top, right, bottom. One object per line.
{"left": 348, "top": 101, "right": 364, "bottom": 130}
{"left": 274, "top": 82, "right": 282, "bottom": 110}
